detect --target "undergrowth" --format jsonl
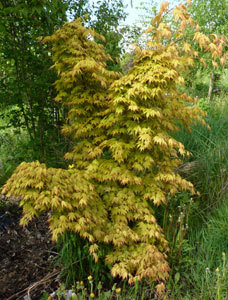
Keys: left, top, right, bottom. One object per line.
{"left": 0, "top": 117, "right": 68, "bottom": 188}
{"left": 174, "top": 98, "right": 228, "bottom": 207}
{"left": 0, "top": 129, "right": 32, "bottom": 186}
{"left": 165, "top": 98, "right": 228, "bottom": 299}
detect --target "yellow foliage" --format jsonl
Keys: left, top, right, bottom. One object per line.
{"left": 2, "top": 1, "right": 227, "bottom": 286}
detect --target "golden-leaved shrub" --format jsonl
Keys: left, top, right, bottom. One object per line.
{"left": 3, "top": 1, "right": 227, "bottom": 284}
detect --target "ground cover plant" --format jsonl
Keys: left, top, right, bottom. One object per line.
{"left": 1, "top": 1, "right": 228, "bottom": 299}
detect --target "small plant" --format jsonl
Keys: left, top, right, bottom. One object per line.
{"left": 160, "top": 192, "right": 194, "bottom": 267}
{"left": 166, "top": 197, "right": 228, "bottom": 299}
{"left": 44, "top": 277, "right": 123, "bottom": 300}
{"left": 197, "top": 97, "right": 211, "bottom": 113}
{"left": 205, "top": 253, "right": 228, "bottom": 300}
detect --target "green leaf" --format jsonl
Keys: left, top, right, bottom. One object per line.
{"left": 175, "top": 272, "right": 180, "bottom": 283}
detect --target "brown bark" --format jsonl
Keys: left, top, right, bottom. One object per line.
{"left": 208, "top": 72, "right": 214, "bottom": 101}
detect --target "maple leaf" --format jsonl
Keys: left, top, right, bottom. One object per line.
{"left": 155, "top": 282, "right": 166, "bottom": 296}
{"left": 183, "top": 42, "right": 191, "bottom": 53}
{"left": 212, "top": 60, "right": 218, "bottom": 68}
{"left": 220, "top": 57, "right": 226, "bottom": 66}
{"left": 200, "top": 57, "right": 207, "bottom": 67}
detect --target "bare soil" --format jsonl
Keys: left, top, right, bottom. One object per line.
{"left": 0, "top": 206, "right": 59, "bottom": 300}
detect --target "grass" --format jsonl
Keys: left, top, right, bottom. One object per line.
{"left": 174, "top": 98, "right": 228, "bottom": 207}
{"left": 56, "top": 232, "right": 113, "bottom": 288}
{"left": 164, "top": 97, "right": 228, "bottom": 299}
{"left": 170, "top": 202, "right": 228, "bottom": 299}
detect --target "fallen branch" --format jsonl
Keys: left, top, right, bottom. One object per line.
{"left": 6, "top": 269, "right": 60, "bottom": 300}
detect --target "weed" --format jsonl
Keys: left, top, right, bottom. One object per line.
{"left": 42, "top": 277, "right": 150, "bottom": 300}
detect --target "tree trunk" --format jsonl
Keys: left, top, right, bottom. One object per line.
{"left": 208, "top": 72, "right": 214, "bottom": 101}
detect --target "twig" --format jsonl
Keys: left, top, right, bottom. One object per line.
{"left": 27, "top": 269, "right": 60, "bottom": 299}
{"left": 6, "top": 269, "right": 60, "bottom": 300}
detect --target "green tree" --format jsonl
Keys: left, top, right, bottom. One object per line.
{"left": 0, "top": 0, "right": 127, "bottom": 164}
{"left": 186, "top": 0, "right": 228, "bottom": 99}
{"left": 0, "top": 0, "right": 69, "bottom": 162}
{"left": 191, "top": 0, "right": 228, "bottom": 100}
{"left": 190, "top": 0, "right": 228, "bottom": 35}
{"left": 90, "top": 0, "right": 127, "bottom": 71}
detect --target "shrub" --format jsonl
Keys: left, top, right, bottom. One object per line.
{"left": 2, "top": 2, "right": 227, "bottom": 285}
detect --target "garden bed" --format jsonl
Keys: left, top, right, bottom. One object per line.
{"left": 0, "top": 207, "right": 59, "bottom": 300}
